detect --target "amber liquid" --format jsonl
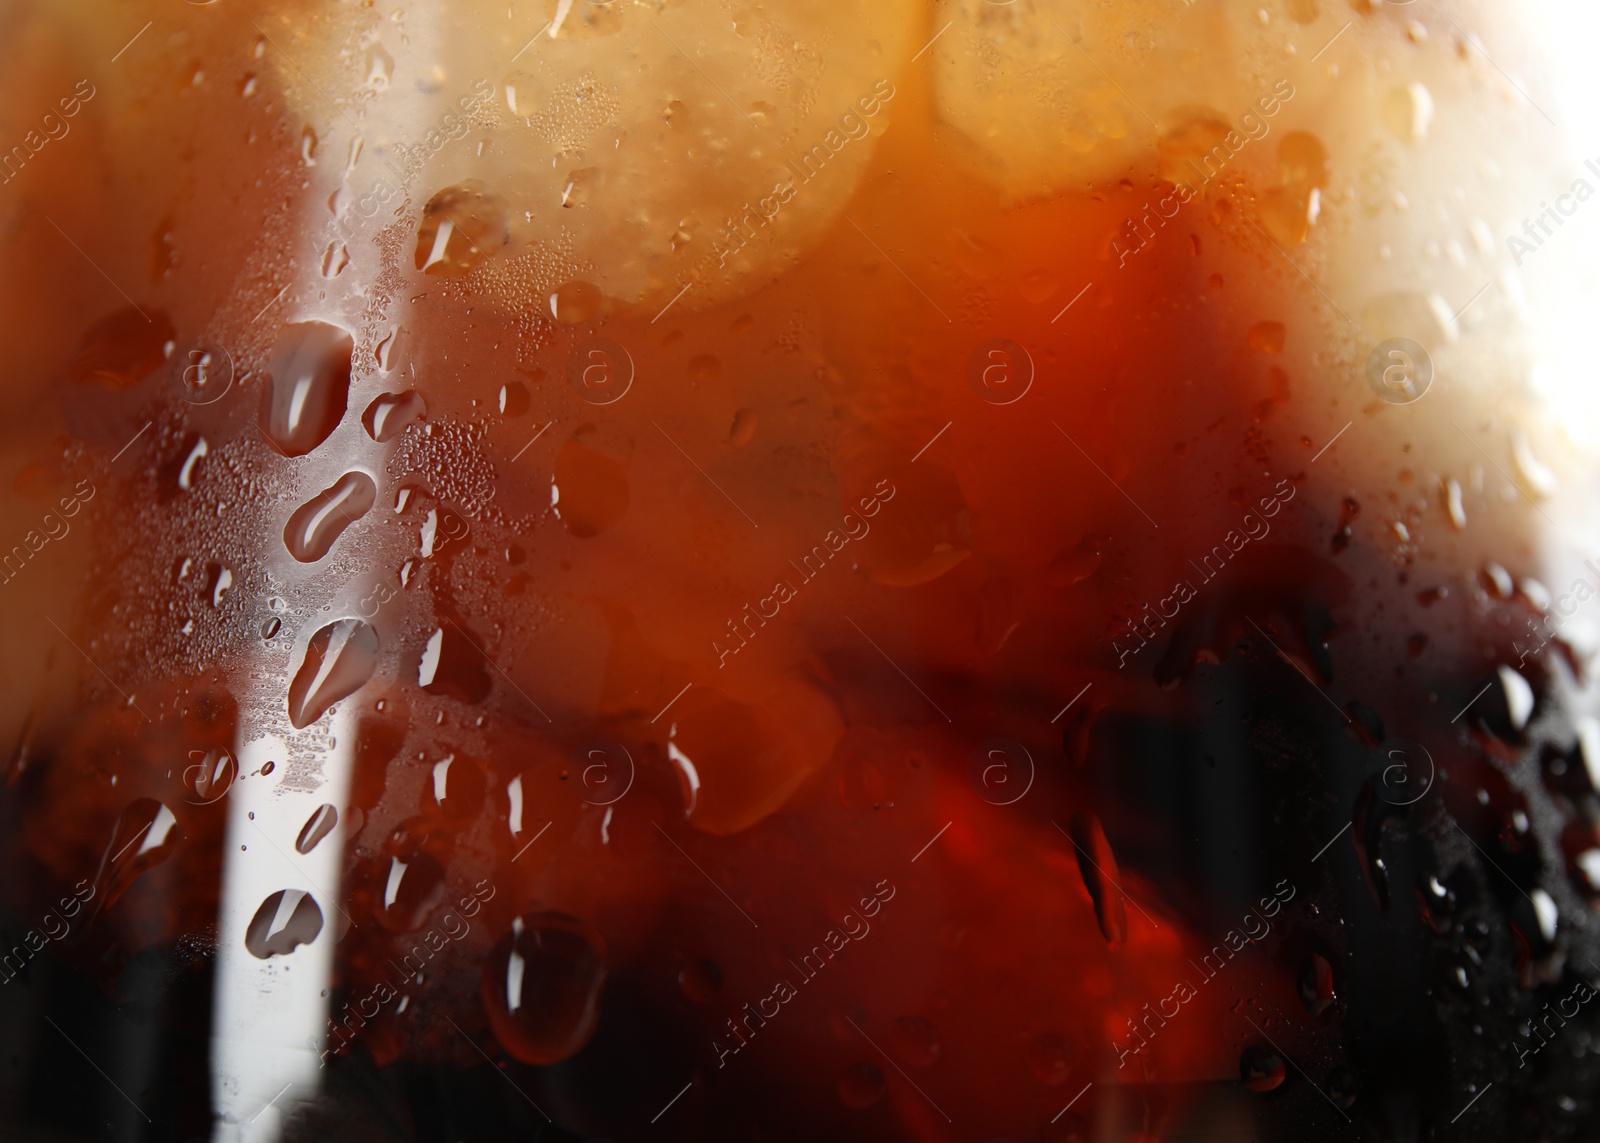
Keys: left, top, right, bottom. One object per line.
{"left": 0, "top": 3, "right": 1591, "bottom": 1142}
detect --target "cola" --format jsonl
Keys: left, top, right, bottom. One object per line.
{"left": 3, "top": 2, "right": 1600, "bottom": 1142}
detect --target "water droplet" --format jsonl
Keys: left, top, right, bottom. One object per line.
{"left": 245, "top": 889, "right": 324, "bottom": 958}
{"left": 678, "top": 957, "right": 722, "bottom": 1002}
{"left": 259, "top": 321, "right": 354, "bottom": 457}
{"left": 206, "top": 563, "right": 233, "bottom": 607}
{"left": 1026, "top": 1031, "right": 1072, "bottom": 1085}
{"left": 103, "top": 799, "right": 181, "bottom": 907}
{"left": 187, "top": 747, "right": 237, "bottom": 804}
{"left": 1240, "top": 1043, "right": 1286, "bottom": 1092}
{"left": 482, "top": 912, "right": 608, "bottom": 1065}
{"left": 1383, "top": 82, "right": 1434, "bottom": 142}
{"left": 687, "top": 354, "right": 720, "bottom": 383}
{"left": 362, "top": 390, "right": 426, "bottom": 442}
{"left": 498, "top": 381, "right": 530, "bottom": 417}
{"left": 844, "top": 462, "right": 970, "bottom": 587}
{"left": 1326, "top": 1065, "right": 1358, "bottom": 1109}
{"left": 284, "top": 471, "right": 378, "bottom": 562}
{"left": 1247, "top": 321, "right": 1286, "bottom": 354}
{"left": 375, "top": 851, "right": 447, "bottom": 932}
{"left": 287, "top": 618, "right": 379, "bottom": 729}
{"left": 551, "top": 437, "right": 629, "bottom": 537}
{"left": 836, "top": 1060, "right": 885, "bottom": 1109}
{"left": 414, "top": 181, "right": 509, "bottom": 275}
{"left": 374, "top": 328, "right": 402, "bottom": 373}
{"left": 300, "top": 126, "right": 318, "bottom": 166}
{"left": 425, "top": 752, "right": 485, "bottom": 821}
{"left": 417, "top": 625, "right": 493, "bottom": 703}
{"left": 178, "top": 437, "right": 209, "bottom": 491}
{"left": 295, "top": 804, "right": 339, "bottom": 855}
{"left": 1298, "top": 953, "right": 1336, "bottom": 1015}
{"left": 729, "top": 407, "right": 757, "bottom": 447}
{"left": 1067, "top": 812, "right": 1127, "bottom": 947}
{"left": 68, "top": 307, "right": 175, "bottom": 389}
{"left": 1045, "top": 535, "right": 1105, "bottom": 587}
{"left": 365, "top": 43, "right": 394, "bottom": 89}
{"left": 1498, "top": 664, "right": 1536, "bottom": 730}
{"left": 548, "top": 279, "right": 603, "bottom": 324}
{"left": 321, "top": 241, "right": 350, "bottom": 278}
{"left": 261, "top": 616, "right": 281, "bottom": 640}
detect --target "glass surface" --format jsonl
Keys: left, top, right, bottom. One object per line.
{"left": 2, "top": 2, "right": 1600, "bottom": 1141}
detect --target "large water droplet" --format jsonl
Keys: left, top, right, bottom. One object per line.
{"left": 362, "top": 390, "right": 426, "bottom": 442}
{"left": 260, "top": 321, "right": 353, "bottom": 457}
{"left": 482, "top": 912, "right": 608, "bottom": 1065}
{"left": 551, "top": 437, "right": 629, "bottom": 538}
{"left": 68, "top": 307, "right": 175, "bottom": 389}
{"left": 103, "top": 798, "right": 181, "bottom": 907}
{"left": 187, "top": 747, "right": 237, "bottom": 805}
{"left": 417, "top": 625, "right": 492, "bottom": 704}
{"left": 425, "top": 752, "right": 485, "bottom": 821}
{"left": 414, "top": 181, "right": 509, "bottom": 275}
{"left": 1066, "top": 812, "right": 1128, "bottom": 948}
{"left": 548, "top": 279, "right": 603, "bottom": 324}
{"left": 1240, "top": 1042, "right": 1286, "bottom": 1092}
{"left": 284, "top": 471, "right": 378, "bottom": 562}
{"left": 295, "top": 804, "right": 339, "bottom": 855}
{"left": 245, "top": 889, "right": 324, "bottom": 958}
{"left": 375, "top": 851, "right": 447, "bottom": 932}
{"left": 287, "top": 618, "right": 379, "bottom": 728}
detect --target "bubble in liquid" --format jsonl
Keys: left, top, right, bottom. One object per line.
{"left": 245, "top": 889, "right": 324, "bottom": 958}
{"left": 362, "top": 390, "right": 426, "bottom": 442}
{"left": 287, "top": 618, "right": 379, "bottom": 729}
{"left": 375, "top": 851, "right": 448, "bottom": 933}
{"left": 482, "top": 912, "right": 608, "bottom": 1065}
{"left": 415, "top": 181, "right": 509, "bottom": 275}
{"left": 259, "top": 321, "right": 354, "bottom": 457}
{"left": 295, "top": 804, "right": 339, "bottom": 855}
